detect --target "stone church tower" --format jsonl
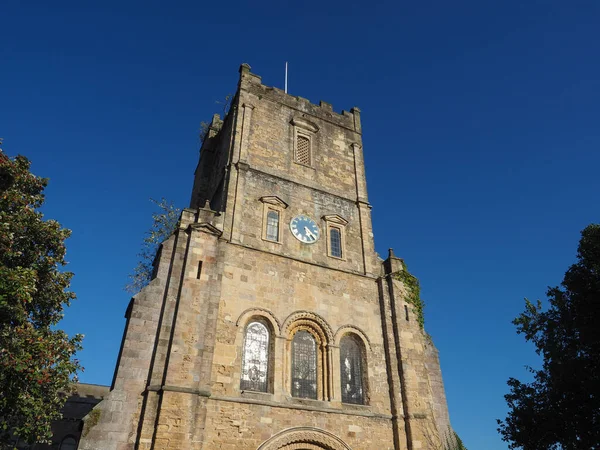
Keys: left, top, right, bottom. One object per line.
{"left": 79, "top": 64, "right": 453, "bottom": 450}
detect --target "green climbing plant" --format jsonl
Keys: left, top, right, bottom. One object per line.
{"left": 444, "top": 429, "right": 468, "bottom": 450}
{"left": 394, "top": 260, "right": 425, "bottom": 330}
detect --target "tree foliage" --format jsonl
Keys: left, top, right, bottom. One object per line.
{"left": 125, "top": 198, "right": 181, "bottom": 294}
{"left": 0, "top": 147, "right": 82, "bottom": 446}
{"left": 498, "top": 224, "right": 600, "bottom": 449}
{"left": 199, "top": 93, "right": 234, "bottom": 144}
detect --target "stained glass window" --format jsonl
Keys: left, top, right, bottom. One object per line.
{"left": 240, "top": 321, "right": 269, "bottom": 392}
{"left": 340, "top": 335, "right": 364, "bottom": 404}
{"left": 291, "top": 330, "right": 317, "bottom": 399}
{"left": 266, "top": 210, "right": 279, "bottom": 241}
{"left": 330, "top": 227, "right": 342, "bottom": 258}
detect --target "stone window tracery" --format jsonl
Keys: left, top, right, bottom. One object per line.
{"left": 241, "top": 321, "right": 270, "bottom": 392}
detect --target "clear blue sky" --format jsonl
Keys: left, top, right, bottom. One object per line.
{"left": 2, "top": 1, "right": 599, "bottom": 448}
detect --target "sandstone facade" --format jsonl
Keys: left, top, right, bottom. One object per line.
{"left": 78, "top": 64, "right": 452, "bottom": 450}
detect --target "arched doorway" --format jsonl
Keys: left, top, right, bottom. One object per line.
{"left": 257, "top": 427, "right": 352, "bottom": 450}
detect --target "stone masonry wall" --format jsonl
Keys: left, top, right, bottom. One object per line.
{"left": 230, "top": 168, "right": 365, "bottom": 273}
{"left": 201, "top": 400, "right": 394, "bottom": 450}
{"left": 380, "top": 254, "right": 453, "bottom": 449}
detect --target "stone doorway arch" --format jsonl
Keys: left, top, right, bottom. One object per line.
{"left": 257, "top": 427, "right": 352, "bottom": 450}
{"left": 279, "top": 445, "right": 326, "bottom": 450}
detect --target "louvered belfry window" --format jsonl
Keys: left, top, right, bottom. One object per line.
{"left": 340, "top": 335, "right": 364, "bottom": 404}
{"left": 291, "top": 330, "right": 317, "bottom": 399}
{"left": 296, "top": 134, "right": 311, "bottom": 166}
{"left": 240, "top": 322, "right": 269, "bottom": 392}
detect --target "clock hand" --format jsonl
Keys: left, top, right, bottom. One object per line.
{"left": 304, "top": 226, "right": 316, "bottom": 240}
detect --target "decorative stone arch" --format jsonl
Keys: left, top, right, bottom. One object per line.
{"left": 282, "top": 311, "right": 333, "bottom": 343}
{"left": 333, "top": 325, "right": 371, "bottom": 351}
{"left": 257, "top": 427, "right": 352, "bottom": 450}
{"left": 283, "top": 312, "right": 334, "bottom": 401}
{"left": 236, "top": 307, "right": 281, "bottom": 335}
{"left": 287, "top": 319, "right": 327, "bottom": 347}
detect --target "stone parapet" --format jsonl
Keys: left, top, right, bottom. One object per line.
{"left": 238, "top": 63, "right": 360, "bottom": 133}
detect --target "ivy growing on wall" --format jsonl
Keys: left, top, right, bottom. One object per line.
{"left": 394, "top": 260, "right": 425, "bottom": 330}
{"left": 82, "top": 409, "right": 101, "bottom": 438}
{"left": 445, "top": 429, "right": 468, "bottom": 450}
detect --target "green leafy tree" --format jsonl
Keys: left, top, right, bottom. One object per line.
{"left": 125, "top": 198, "right": 181, "bottom": 294}
{"left": 498, "top": 224, "right": 600, "bottom": 449}
{"left": 0, "top": 146, "right": 82, "bottom": 446}
{"left": 199, "top": 93, "right": 234, "bottom": 144}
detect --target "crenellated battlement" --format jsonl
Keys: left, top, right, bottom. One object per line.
{"left": 238, "top": 63, "right": 361, "bottom": 133}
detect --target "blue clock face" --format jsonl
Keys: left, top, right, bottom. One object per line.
{"left": 290, "top": 215, "right": 320, "bottom": 244}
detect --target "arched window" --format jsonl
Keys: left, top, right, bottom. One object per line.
{"left": 60, "top": 436, "right": 78, "bottom": 450}
{"left": 241, "top": 321, "right": 270, "bottom": 392}
{"left": 340, "top": 335, "right": 365, "bottom": 404}
{"left": 266, "top": 210, "right": 280, "bottom": 242}
{"left": 291, "top": 330, "right": 318, "bottom": 399}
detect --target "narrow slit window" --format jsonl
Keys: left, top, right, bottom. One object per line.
{"left": 197, "top": 261, "right": 203, "bottom": 280}
{"left": 340, "top": 335, "right": 365, "bottom": 405}
{"left": 291, "top": 330, "right": 317, "bottom": 399}
{"left": 330, "top": 227, "right": 342, "bottom": 258}
{"left": 240, "top": 322, "right": 270, "bottom": 392}
{"left": 404, "top": 305, "right": 409, "bottom": 321}
{"left": 296, "top": 135, "right": 311, "bottom": 166}
{"left": 266, "top": 210, "right": 280, "bottom": 241}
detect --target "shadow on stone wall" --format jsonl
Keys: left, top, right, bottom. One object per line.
{"left": 11, "top": 383, "right": 109, "bottom": 450}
